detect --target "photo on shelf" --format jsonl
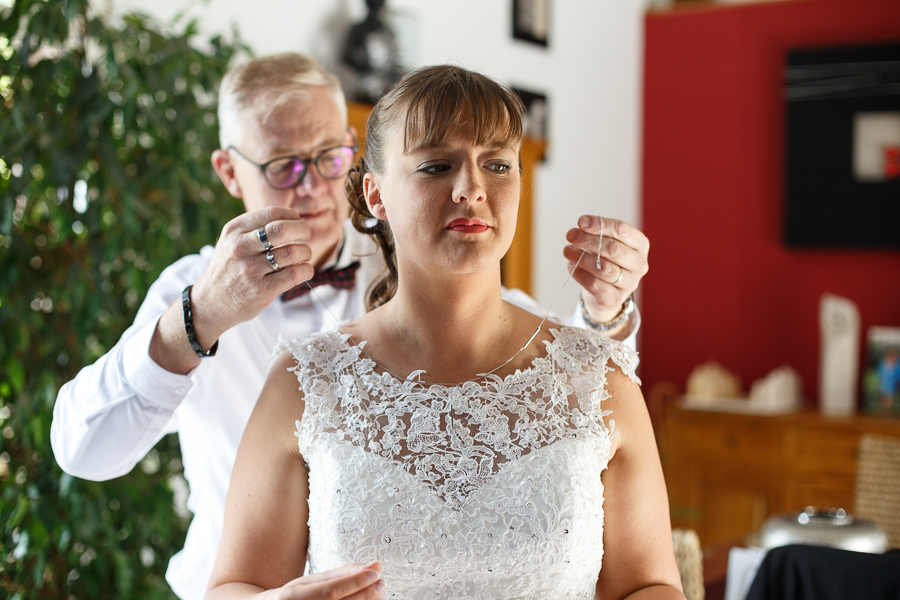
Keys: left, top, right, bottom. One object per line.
{"left": 862, "top": 326, "right": 900, "bottom": 417}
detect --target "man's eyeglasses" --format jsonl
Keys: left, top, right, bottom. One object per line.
{"left": 228, "top": 143, "right": 358, "bottom": 190}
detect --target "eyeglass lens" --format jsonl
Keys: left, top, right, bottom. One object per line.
{"left": 265, "top": 146, "right": 356, "bottom": 189}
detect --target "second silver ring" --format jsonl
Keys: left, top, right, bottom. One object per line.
{"left": 266, "top": 251, "right": 281, "bottom": 272}
{"left": 613, "top": 268, "right": 624, "bottom": 285}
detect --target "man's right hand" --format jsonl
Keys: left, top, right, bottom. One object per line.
{"left": 149, "top": 208, "right": 313, "bottom": 375}
{"left": 191, "top": 207, "right": 314, "bottom": 341}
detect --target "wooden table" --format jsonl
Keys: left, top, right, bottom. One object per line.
{"left": 661, "top": 403, "right": 900, "bottom": 548}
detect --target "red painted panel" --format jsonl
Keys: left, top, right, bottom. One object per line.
{"left": 641, "top": 0, "right": 900, "bottom": 404}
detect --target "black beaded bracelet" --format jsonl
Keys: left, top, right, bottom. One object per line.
{"left": 182, "top": 285, "right": 218, "bottom": 358}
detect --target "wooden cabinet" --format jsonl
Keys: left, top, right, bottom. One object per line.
{"left": 347, "top": 102, "right": 545, "bottom": 296}
{"left": 662, "top": 404, "right": 900, "bottom": 547}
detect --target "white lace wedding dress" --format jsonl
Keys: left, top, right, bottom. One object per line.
{"left": 282, "top": 325, "right": 639, "bottom": 599}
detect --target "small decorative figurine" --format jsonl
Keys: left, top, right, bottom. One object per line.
{"left": 686, "top": 361, "right": 743, "bottom": 399}
{"left": 749, "top": 365, "right": 803, "bottom": 412}
{"left": 341, "top": 0, "right": 404, "bottom": 103}
{"left": 820, "top": 293, "right": 861, "bottom": 416}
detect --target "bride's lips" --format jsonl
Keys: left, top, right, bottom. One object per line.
{"left": 447, "top": 218, "right": 489, "bottom": 233}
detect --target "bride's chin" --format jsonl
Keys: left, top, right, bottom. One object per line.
{"left": 440, "top": 258, "right": 505, "bottom": 279}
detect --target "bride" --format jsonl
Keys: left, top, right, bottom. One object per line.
{"left": 206, "top": 65, "right": 684, "bottom": 600}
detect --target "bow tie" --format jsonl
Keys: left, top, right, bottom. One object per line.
{"left": 281, "top": 262, "right": 360, "bottom": 301}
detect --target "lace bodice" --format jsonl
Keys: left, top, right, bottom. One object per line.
{"left": 283, "top": 326, "right": 639, "bottom": 599}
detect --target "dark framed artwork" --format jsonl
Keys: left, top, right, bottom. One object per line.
{"left": 511, "top": 87, "right": 548, "bottom": 142}
{"left": 512, "top": 0, "right": 549, "bottom": 48}
{"left": 783, "top": 41, "right": 900, "bottom": 248}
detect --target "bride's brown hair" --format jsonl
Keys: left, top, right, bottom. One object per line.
{"left": 346, "top": 65, "right": 526, "bottom": 311}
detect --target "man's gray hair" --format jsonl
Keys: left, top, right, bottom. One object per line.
{"left": 218, "top": 53, "right": 347, "bottom": 149}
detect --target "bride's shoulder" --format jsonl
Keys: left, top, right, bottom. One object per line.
{"left": 549, "top": 326, "right": 640, "bottom": 384}
{"left": 271, "top": 326, "right": 353, "bottom": 364}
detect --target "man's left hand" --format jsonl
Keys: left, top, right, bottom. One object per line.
{"left": 564, "top": 215, "right": 649, "bottom": 325}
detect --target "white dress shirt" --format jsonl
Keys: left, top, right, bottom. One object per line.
{"left": 51, "top": 220, "right": 639, "bottom": 600}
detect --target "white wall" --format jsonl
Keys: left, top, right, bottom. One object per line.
{"left": 117, "top": 0, "right": 646, "bottom": 310}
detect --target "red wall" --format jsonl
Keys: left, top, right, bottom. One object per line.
{"left": 641, "top": 0, "right": 900, "bottom": 404}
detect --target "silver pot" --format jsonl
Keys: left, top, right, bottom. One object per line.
{"left": 759, "top": 507, "right": 888, "bottom": 554}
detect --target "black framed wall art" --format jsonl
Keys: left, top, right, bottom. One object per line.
{"left": 784, "top": 41, "right": 900, "bottom": 248}
{"left": 512, "top": 0, "right": 549, "bottom": 48}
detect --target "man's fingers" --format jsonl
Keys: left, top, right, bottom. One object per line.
{"left": 567, "top": 261, "right": 625, "bottom": 315}
{"left": 564, "top": 245, "right": 629, "bottom": 289}
{"left": 239, "top": 206, "right": 308, "bottom": 232}
{"left": 260, "top": 260, "right": 315, "bottom": 295}
{"left": 564, "top": 225, "right": 645, "bottom": 276}
{"left": 577, "top": 215, "right": 650, "bottom": 255}
{"left": 564, "top": 215, "right": 649, "bottom": 324}
{"left": 259, "top": 218, "right": 312, "bottom": 249}
{"left": 232, "top": 219, "right": 311, "bottom": 258}
{"left": 261, "top": 243, "right": 313, "bottom": 272}
{"left": 251, "top": 218, "right": 311, "bottom": 250}
{"left": 259, "top": 239, "right": 312, "bottom": 287}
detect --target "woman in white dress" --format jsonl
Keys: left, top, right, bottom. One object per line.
{"left": 206, "top": 65, "right": 684, "bottom": 600}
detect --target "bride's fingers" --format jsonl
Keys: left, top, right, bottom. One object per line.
{"left": 283, "top": 570, "right": 384, "bottom": 599}
{"left": 284, "top": 562, "right": 381, "bottom": 587}
{"left": 341, "top": 581, "right": 387, "bottom": 600}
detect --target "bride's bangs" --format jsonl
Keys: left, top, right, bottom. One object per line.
{"left": 399, "top": 67, "right": 525, "bottom": 153}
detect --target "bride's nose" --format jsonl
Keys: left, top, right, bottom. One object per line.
{"left": 452, "top": 165, "right": 486, "bottom": 205}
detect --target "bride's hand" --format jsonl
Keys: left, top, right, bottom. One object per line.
{"left": 274, "top": 562, "right": 385, "bottom": 599}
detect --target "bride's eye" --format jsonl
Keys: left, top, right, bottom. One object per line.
{"left": 418, "top": 162, "right": 450, "bottom": 175}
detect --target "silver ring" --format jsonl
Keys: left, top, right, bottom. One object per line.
{"left": 266, "top": 251, "right": 281, "bottom": 272}
{"left": 613, "top": 269, "right": 624, "bottom": 285}
{"left": 257, "top": 226, "right": 273, "bottom": 251}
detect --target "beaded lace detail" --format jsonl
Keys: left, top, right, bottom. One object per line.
{"left": 283, "top": 326, "right": 639, "bottom": 599}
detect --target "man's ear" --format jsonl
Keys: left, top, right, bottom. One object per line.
{"left": 363, "top": 173, "right": 387, "bottom": 220}
{"left": 211, "top": 149, "right": 244, "bottom": 198}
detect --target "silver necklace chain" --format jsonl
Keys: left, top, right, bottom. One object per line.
{"left": 305, "top": 250, "right": 587, "bottom": 385}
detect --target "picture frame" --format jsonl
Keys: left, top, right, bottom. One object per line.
{"left": 862, "top": 326, "right": 900, "bottom": 417}
{"left": 511, "top": 87, "right": 549, "bottom": 142}
{"left": 783, "top": 41, "right": 900, "bottom": 248}
{"left": 512, "top": 0, "right": 549, "bottom": 48}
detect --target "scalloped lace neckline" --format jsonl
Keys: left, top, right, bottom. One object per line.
{"left": 333, "top": 323, "right": 564, "bottom": 389}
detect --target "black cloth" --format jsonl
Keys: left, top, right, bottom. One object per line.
{"left": 745, "top": 544, "right": 900, "bottom": 600}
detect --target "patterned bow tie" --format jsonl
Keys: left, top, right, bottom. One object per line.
{"left": 281, "top": 262, "right": 360, "bottom": 301}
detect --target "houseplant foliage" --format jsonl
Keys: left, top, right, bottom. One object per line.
{"left": 0, "top": 0, "right": 247, "bottom": 597}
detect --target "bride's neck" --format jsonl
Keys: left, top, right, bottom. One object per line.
{"left": 370, "top": 269, "right": 529, "bottom": 382}
{"left": 390, "top": 272, "right": 504, "bottom": 346}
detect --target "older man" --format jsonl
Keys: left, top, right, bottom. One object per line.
{"left": 51, "top": 53, "right": 649, "bottom": 600}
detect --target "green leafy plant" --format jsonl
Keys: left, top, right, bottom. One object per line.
{"left": 0, "top": 1, "right": 248, "bottom": 597}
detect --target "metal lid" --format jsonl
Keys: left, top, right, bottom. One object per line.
{"left": 759, "top": 507, "right": 888, "bottom": 554}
